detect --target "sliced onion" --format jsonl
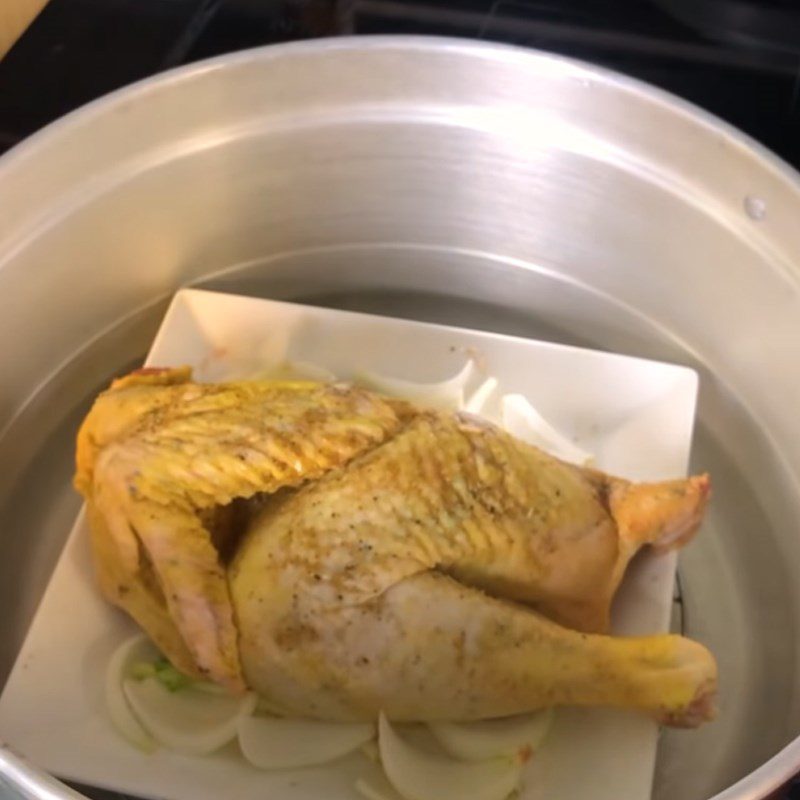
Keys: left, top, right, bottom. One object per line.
{"left": 501, "top": 394, "right": 592, "bottom": 465}
{"left": 378, "top": 713, "right": 521, "bottom": 800}
{"left": 237, "top": 715, "right": 375, "bottom": 770}
{"left": 429, "top": 710, "right": 552, "bottom": 762}
{"left": 361, "top": 739, "right": 381, "bottom": 763}
{"left": 123, "top": 677, "right": 256, "bottom": 756}
{"left": 465, "top": 378, "right": 499, "bottom": 416}
{"left": 355, "top": 774, "right": 405, "bottom": 800}
{"left": 105, "top": 634, "right": 159, "bottom": 752}
{"left": 357, "top": 360, "right": 475, "bottom": 411}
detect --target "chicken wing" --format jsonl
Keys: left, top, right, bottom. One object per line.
{"left": 75, "top": 367, "right": 403, "bottom": 689}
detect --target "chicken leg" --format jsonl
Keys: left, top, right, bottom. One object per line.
{"left": 234, "top": 570, "right": 715, "bottom": 725}
{"left": 230, "top": 411, "right": 715, "bottom": 724}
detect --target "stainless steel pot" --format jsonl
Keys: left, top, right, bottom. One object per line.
{"left": 1, "top": 35, "right": 799, "bottom": 800}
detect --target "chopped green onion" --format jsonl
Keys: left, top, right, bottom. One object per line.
{"left": 153, "top": 658, "right": 193, "bottom": 692}
{"left": 129, "top": 656, "right": 193, "bottom": 691}
{"left": 129, "top": 661, "right": 157, "bottom": 681}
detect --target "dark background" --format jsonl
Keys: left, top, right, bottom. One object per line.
{"left": 2, "top": 0, "right": 800, "bottom": 168}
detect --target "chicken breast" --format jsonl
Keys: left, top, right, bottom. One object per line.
{"left": 76, "top": 368, "right": 716, "bottom": 725}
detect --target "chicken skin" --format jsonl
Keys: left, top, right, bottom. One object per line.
{"left": 76, "top": 367, "right": 716, "bottom": 725}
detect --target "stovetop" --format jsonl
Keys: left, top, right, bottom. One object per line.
{"left": 1, "top": 0, "right": 800, "bottom": 169}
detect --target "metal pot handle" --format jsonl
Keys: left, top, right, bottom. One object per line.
{"left": 0, "top": 744, "right": 87, "bottom": 799}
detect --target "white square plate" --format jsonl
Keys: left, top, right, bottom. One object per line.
{"left": 0, "top": 288, "right": 699, "bottom": 800}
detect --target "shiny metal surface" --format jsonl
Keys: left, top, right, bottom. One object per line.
{"left": 1, "top": 36, "right": 800, "bottom": 800}
{"left": 0, "top": 747, "right": 86, "bottom": 800}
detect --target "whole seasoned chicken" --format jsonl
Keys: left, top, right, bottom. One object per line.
{"left": 76, "top": 367, "right": 716, "bottom": 726}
